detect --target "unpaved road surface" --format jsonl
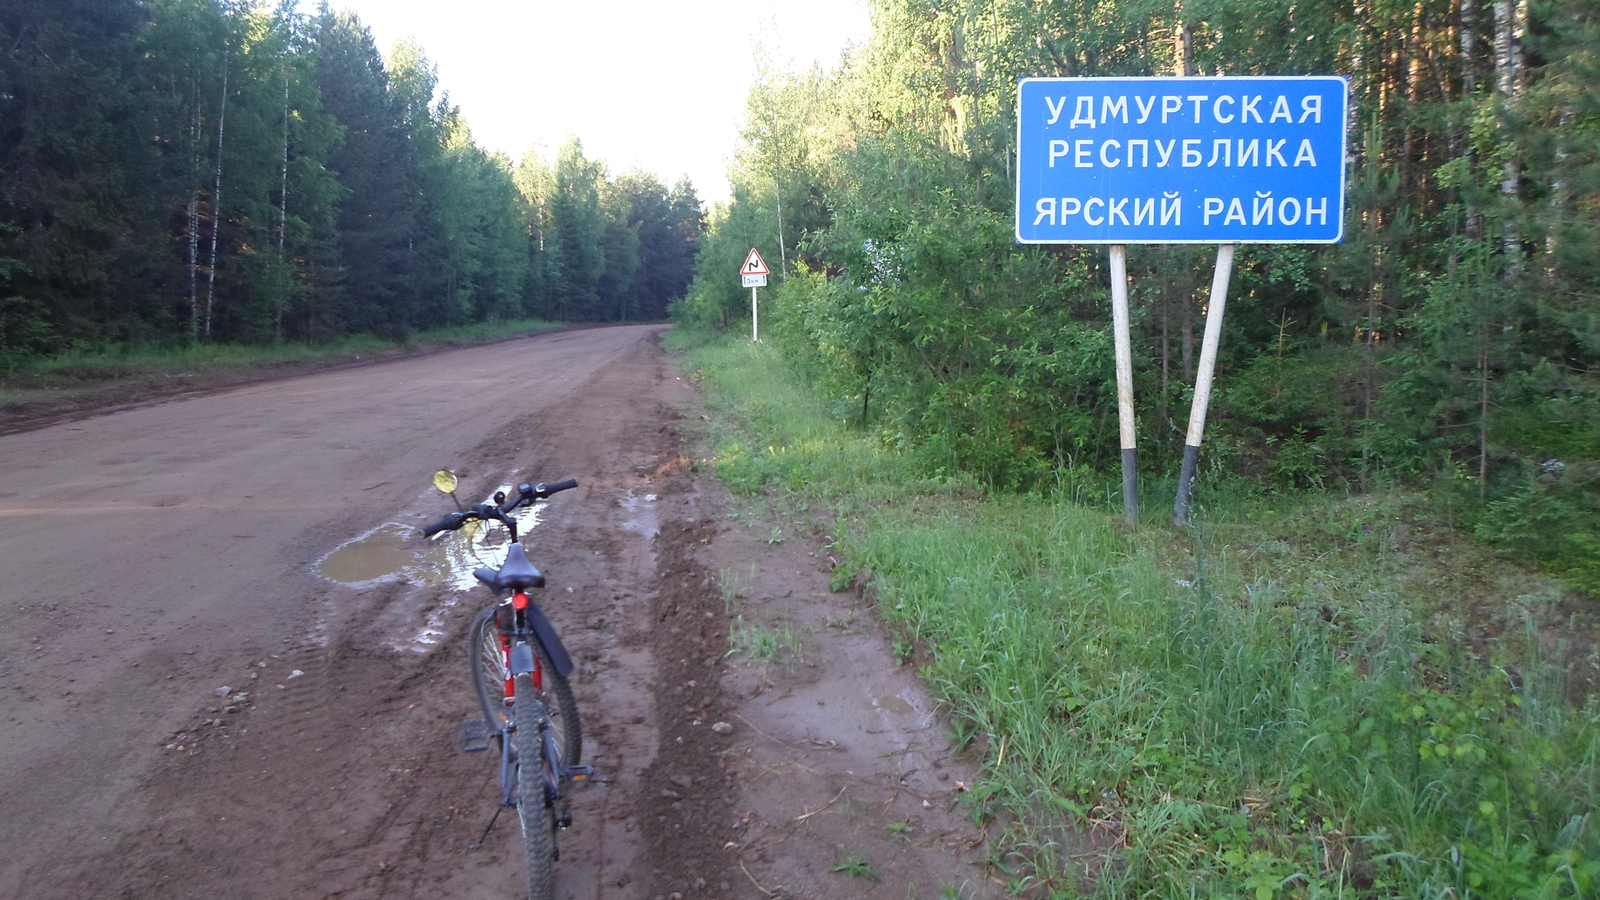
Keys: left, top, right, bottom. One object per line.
{"left": 0, "top": 325, "right": 994, "bottom": 898}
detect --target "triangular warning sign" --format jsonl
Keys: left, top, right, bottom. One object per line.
{"left": 741, "top": 248, "right": 770, "bottom": 276}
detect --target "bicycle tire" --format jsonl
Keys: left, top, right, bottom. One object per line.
{"left": 469, "top": 604, "right": 582, "bottom": 767}
{"left": 512, "top": 673, "right": 555, "bottom": 900}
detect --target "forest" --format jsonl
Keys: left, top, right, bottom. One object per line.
{"left": 681, "top": 0, "right": 1600, "bottom": 589}
{"left": 0, "top": 0, "right": 702, "bottom": 356}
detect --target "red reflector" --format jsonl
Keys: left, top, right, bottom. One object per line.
{"left": 512, "top": 592, "right": 529, "bottom": 609}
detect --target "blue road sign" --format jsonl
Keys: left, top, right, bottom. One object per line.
{"left": 1016, "top": 76, "right": 1348, "bottom": 244}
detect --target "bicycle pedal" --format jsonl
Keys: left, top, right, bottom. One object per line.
{"left": 564, "top": 764, "right": 594, "bottom": 782}
{"left": 457, "top": 717, "right": 492, "bottom": 753}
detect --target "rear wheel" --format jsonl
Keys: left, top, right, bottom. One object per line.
{"left": 512, "top": 673, "right": 555, "bottom": 900}
{"left": 469, "top": 605, "right": 582, "bottom": 767}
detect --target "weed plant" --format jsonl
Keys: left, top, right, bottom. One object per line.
{"left": 727, "top": 615, "right": 802, "bottom": 664}
{"left": 679, "top": 336, "right": 1600, "bottom": 899}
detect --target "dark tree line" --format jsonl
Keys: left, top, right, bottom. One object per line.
{"left": 0, "top": 0, "right": 702, "bottom": 359}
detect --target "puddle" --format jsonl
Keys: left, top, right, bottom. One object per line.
{"left": 315, "top": 483, "right": 560, "bottom": 643}
{"left": 315, "top": 524, "right": 443, "bottom": 585}
{"left": 312, "top": 483, "right": 559, "bottom": 652}
{"left": 314, "top": 486, "right": 543, "bottom": 592}
{"left": 872, "top": 695, "right": 916, "bottom": 716}
{"left": 619, "top": 487, "right": 660, "bottom": 539}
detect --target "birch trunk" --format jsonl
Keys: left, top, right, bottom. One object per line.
{"left": 1494, "top": 0, "right": 1520, "bottom": 272}
{"left": 279, "top": 69, "right": 288, "bottom": 260}
{"left": 1493, "top": 0, "right": 1515, "bottom": 100}
{"left": 187, "top": 89, "right": 200, "bottom": 342}
{"left": 205, "top": 56, "right": 228, "bottom": 340}
{"left": 1174, "top": 5, "right": 1193, "bottom": 77}
{"left": 773, "top": 124, "right": 786, "bottom": 272}
{"left": 1402, "top": 3, "right": 1424, "bottom": 196}
{"left": 278, "top": 68, "right": 289, "bottom": 343}
{"left": 1459, "top": 0, "right": 1481, "bottom": 240}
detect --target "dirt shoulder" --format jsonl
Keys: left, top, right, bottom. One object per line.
{"left": 638, "top": 440, "right": 999, "bottom": 899}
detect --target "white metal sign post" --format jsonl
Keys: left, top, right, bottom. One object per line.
{"left": 740, "top": 249, "right": 770, "bottom": 342}
{"left": 1109, "top": 244, "right": 1138, "bottom": 517}
{"left": 1175, "top": 245, "right": 1235, "bottom": 522}
{"left": 1016, "top": 75, "right": 1348, "bottom": 523}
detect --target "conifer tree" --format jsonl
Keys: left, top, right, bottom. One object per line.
{"left": 312, "top": 6, "right": 421, "bottom": 339}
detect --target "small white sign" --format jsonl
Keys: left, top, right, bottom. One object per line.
{"left": 742, "top": 273, "right": 768, "bottom": 288}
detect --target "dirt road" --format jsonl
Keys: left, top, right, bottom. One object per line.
{"left": 0, "top": 326, "right": 992, "bottom": 898}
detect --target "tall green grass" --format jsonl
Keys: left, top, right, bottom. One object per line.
{"left": 680, "top": 336, "right": 1600, "bottom": 899}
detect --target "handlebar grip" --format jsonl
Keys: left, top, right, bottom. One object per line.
{"left": 501, "top": 477, "right": 579, "bottom": 513}
{"left": 421, "top": 511, "right": 466, "bottom": 537}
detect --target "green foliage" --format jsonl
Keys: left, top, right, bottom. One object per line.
{"left": 831, "top": 848, "right": 882, "bottom": 882}
{"left": 679, "top": 332, "right": 1600, "bottom": 898}
{"left": 727, "top": 616, "right": 802, "bottom": 664}
{"left": 0, "top": 0, "right": 168, "bottom": 349}
{"left": 510, "top": 138, "right": 703, "bottom": 324}
{"left": 617, "top": 172, "right": 702, "bottom": 320}
{"left": 0, "top": 293, "right": 53, "bottom": 370}
{"left": 1475, "top": 477, "right": 1600, "bottom": 592}
{"left": 673, "top": 189, "right": 783, "bottom": 333}
{"left": 1223, "top": 346, "right": 1369, "bottom": 490}
{"left": 688, "top": 0, "right": 1600, "bottom": 593}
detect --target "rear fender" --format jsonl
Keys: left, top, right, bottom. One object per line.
{"left": 522, "top": 600, "right": 575, "bottom": 677}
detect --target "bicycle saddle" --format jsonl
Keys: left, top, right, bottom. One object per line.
{"left": 474, "top": 542, "right": 545, "bottom": 590}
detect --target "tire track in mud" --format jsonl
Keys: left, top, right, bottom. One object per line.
{"left": 635, "top": 470, "right": 743, "bottom": 897}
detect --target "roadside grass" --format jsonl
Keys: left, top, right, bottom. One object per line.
{"left": 0, "top": 317, "right": 562, "bottom": 386}
{"left": 678, "top": 336, "right": 1600, "bottom": 898}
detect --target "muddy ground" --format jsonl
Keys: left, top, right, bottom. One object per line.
{"left": 0, "top": 325, "right": 996, "bottom": 899}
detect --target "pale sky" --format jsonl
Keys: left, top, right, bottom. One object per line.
{"left": 306, "top": 0, "right": 873, "bottom": 203}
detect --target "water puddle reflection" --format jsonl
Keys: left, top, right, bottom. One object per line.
{"left": 312, "top": 482, "right": 561, "bottom": 653}
{"left": 872, "top": 694, "right": 916, "bottom": 716}
{"left": 314, "top": 523, "right": 449, "bottom": 586}
{"left": 619, "top": 488, "right": 659, "bottom": 539}
{"left": 314, "top": 486, "right": 543, "bottom": 592}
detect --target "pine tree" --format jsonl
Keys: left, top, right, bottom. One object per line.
{"left": 312, "top": 6, "right": 422, "bottom": 340}
{"left": 0, "top": 0, "right": 169, "bottom": 349}
{"left": 549, "top": 137, "right": 606, "bottom": 320}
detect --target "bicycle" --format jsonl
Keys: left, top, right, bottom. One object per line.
{"left": 422, "top": 469, "right": 590, "bottom": 900}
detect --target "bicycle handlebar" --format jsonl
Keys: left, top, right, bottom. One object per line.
{"left": 538, "top": 477, "right": 580, "bottom": 496}
{"left": 421, "top": 477, "right": 579, "bottom": 537}
{"left": 421, "top": 510, "right": 468, "bottom": 537}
